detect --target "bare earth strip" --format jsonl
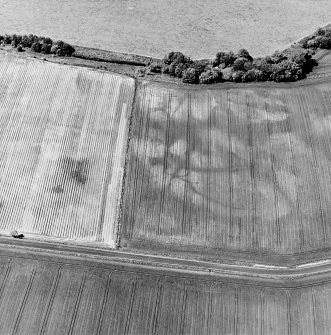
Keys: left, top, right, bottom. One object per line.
{"left": 0, "top": 54, "right": 135, "bottom": 246}
{"left": 122, "top": 78, "right": 331, "bottom": 258}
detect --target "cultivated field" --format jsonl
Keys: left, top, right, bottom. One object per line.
{"left": 0, "top": 53, "right": 134, "bottom": 246}
{"left": 122, "top": 79, "right": 331, "bottom": 256}
{"left": 0, "top": 253, "right": 330, "bottom": 335}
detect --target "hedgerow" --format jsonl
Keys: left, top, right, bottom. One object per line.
{"left": 158, "top": 46, "right": 317, "bottom": 84}
{"left": 301, "top": 26, "right": 331, "bottom": 49}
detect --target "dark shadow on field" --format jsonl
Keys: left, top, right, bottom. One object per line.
{"left": 122, "top": 83, "right": 331, "bottom": 256}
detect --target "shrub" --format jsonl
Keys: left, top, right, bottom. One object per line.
{"left": 191, "top": 59, "right": 211, "bottom": 76}
{"left": 20, "top": 34, "right": 37, "bottom": 47}
{"left": 11, "top": 34, "right": 22, "bottom": 47}
{"left": 232, "top": 71, "right": 245, "bottom": 82}
{"left": 31, "top": 41, "right": 41, "bottom": 53}
{"left": 41, "top": 37, "right": 53, "bottom": 45}
{"left": 50, "top": 45, "right": 58, "bottom": 54}
{"left": 252, "top": 58, "right": 273, "bottom": 79}
{"left": 4, "top": 34, "right": 12, "bottom": 44}
{"left": 148, "top": 61, "right": 162, "bottom": 73}
{"left": 271, "top": 51, "right": 287, "bottom": 64}
{"left": 161, "top": 65, "right": 170, "bottom": 74}
{"left": 54, "top": 40, "right": 75, "bottom": 56}
{"left": 233, "top": 57, "right": 249, "bottom": 71}
{"left": 28, "top": 34, "right": 38, "bottom": 46}
{"left": 244, "top": 61, "right": 253, "bottom": 71}
{"left": 270, "top": 60, "right": 304, "bottom": 82}
{"left": 174, "top": 63, "right": 187, "bottom": 77}
{"left": 242, "top": 69, "right": 262, "bottom": 82}
{"left": 214, "top": 51, "right": 236, "bottom": 67}
{"left": 319, "top": 36, "right": 331, "bottom": 48}
{"left": 301, "top": 27, "right": 331, "bottom": 49}
{"left": 162, "top": 51, "right": 192, "bottom": 78}
{"left": 284, "top": 49, "right": 317, "bottom": 73}
{"left": 168, "top": 62, "right": 177, "bottom": 77}
{"left": 316, "top": 27, "right": 326, "bottom": 36}
{"left": 41, "top": 43, "right": 51, "bottom": 54}
{"left": 135, "top": 68, "right": 146, "bottom": 77}
{"left": 236, "top": 49, "right": 253, "bottom": 61}
{"left": 163, "top": 51, "right": 190, "bottom": 65}
{"left": 17, "top": 45, "right": 23, "bottom": 52}
{"left": 199, "top": 69, "right": 222, "bottom": 84}
{"left": 20, "top": 35, "right": 29, "bottom": 47}
{"left": 182, "top": 68, "right": 198, "bottom": 84}
{"left": 221, "top": 67, "right": 234, "bottom": 81}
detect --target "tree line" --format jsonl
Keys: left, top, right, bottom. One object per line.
{"left": 0, "top": 34, "right": 75, "bottom": 56}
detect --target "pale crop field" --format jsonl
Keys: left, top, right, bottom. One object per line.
{"left": 1, "top": 0, "right": 331, "bottom": 58}
{"left": 0, "top": 54, "right": 134, "bottom": 246}
{"left": 122, "top": 79, "right": 331, "bottom": 256}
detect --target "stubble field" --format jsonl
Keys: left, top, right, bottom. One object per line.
{"left": 122, "top": 79, "right": 331, "bottom": 257}
{"left": 0, "top": 53, "right": 134, "bottom": 246}
{"left": 0, "top": 0, "right": 331, "bottom": 58}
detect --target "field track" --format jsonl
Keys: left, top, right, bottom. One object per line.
{"left": 122, "top": 77, "right": 331, "bottom": 257}
{"left": 0, "top": 53, "right": 134, "bottom": 246}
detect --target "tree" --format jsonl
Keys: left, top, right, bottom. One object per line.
{"left": 50, "top": 45, "right": 59, "bottom": 54}
{"left": 242, "top": 69, "right": 264, "bottom": 82}
{"left": 191, "top": 59, "right": 211, "bottom": 76}
{"left": 214, "top": 51, "right": 236, "bottom": 67}
{"left": 236, "top": 49, "right": 253, "bottom": 61}
{"left": 41, "top": 43, "right": 51, "bottom": 54}
{"left": 182, "top": 68, "right": 198, "bottom": 84}
{"left": 162, "top": 51, "right": 190, "bottom": 65}
{"left": 11, "top": 34, "right": 22, "bottom": 47}
{"left": 199, "top": 69, "right": 222, "bottom": 84}
{"left": 174, "top": 63, "right": 187, "bottom": 78}
{"left": 54, "top": 40, "right": 75, "bottom": 56}
{"left": 233, "top": 57, "right": 249, "bottom": 71}
{"left": 4, "top": 34, "right": 12, "bottom": 44}
{"left": 232, "top": 71, "right": 245, "bottom": 82}
{"left": 270, "top": 60, "right": 304, "bottom": 82}
{"left": 221, "top": 67, "right": 234, "bottom": 81}
{"left": 31, "top": 41, "right": 41, "bottom": 53}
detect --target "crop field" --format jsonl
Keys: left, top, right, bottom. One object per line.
{"left": 0, "top": 254, "right": 330, "bottom": 334}
{"left": 1, "top": 0, "right": 331, "bottom": 59}
{"left": 0, "top": 54, "right": 134, "bottom": 246}
{"left": 122, "top": 79, "right": 331, "bottom": 256}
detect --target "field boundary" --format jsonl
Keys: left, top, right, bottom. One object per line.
{"left": 0, "top": 236, "right": 330, "bottom": 287}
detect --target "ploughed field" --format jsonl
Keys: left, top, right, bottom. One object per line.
{"left": 0, "top": 252, "right": 330, "bottom": 335}
{"left": 122, "top": 79, "right": 331, "bottom": 257}
{"left": 0, "top": 54, "right": 134, "bottom": 246}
